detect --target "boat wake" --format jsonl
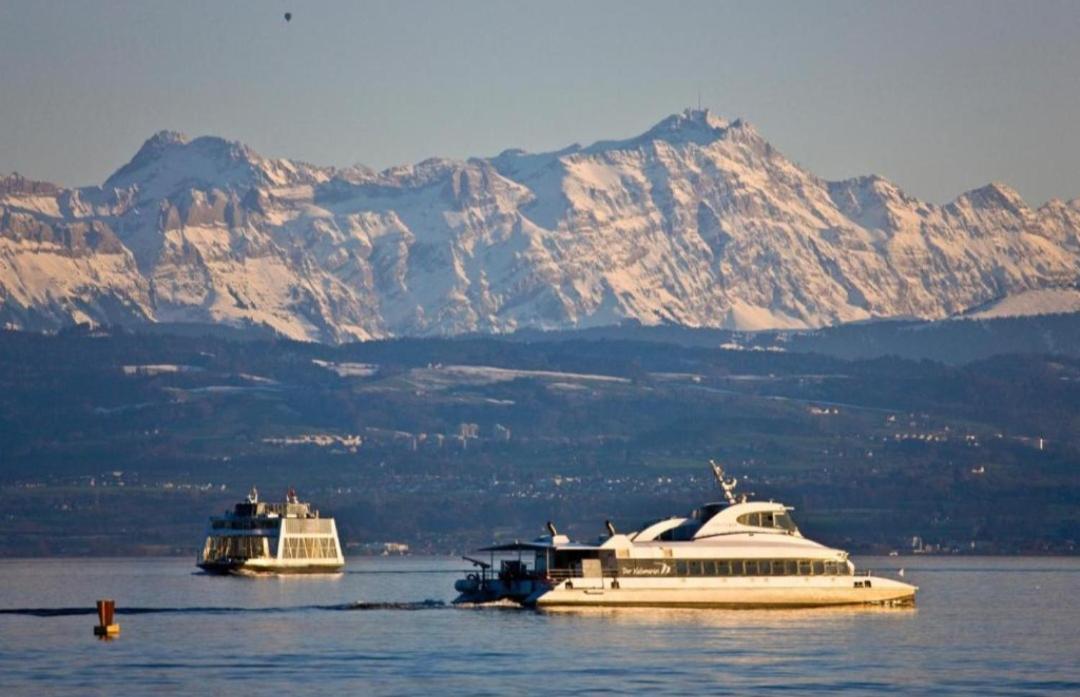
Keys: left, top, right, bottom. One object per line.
{"left": 0, "top": 600, "right": 449, "bottom": 617}
{"left": 329, "top": 600, "right": 446, "bottom": 611}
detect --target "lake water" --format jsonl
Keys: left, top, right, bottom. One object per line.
{"left": 0, "top": 556, "right": 1077, "bottom": 695}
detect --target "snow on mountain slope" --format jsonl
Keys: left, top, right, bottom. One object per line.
{"left": 2, "top": 110, "right": 1078, "bottom": 342}
{"left": 963, "top": 287, "right": 1080, "bottom": 319}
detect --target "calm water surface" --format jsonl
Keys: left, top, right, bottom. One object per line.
{"left": 0, "top": 556, "right": 1076, "bottom": 695}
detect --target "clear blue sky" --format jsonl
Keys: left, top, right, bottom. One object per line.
{"left": 1, "top": 0, "right": 1078, "bottom": 204}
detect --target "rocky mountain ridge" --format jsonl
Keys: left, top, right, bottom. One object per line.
{"left": 2, "top": 109, "right": 1078, "bottom": 342}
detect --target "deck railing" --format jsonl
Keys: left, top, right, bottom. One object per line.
{"left": 541, "top": 568, "right": 583, "bottom": 581}
{"left": 492, "top": 567, "right": 583, "bottom": 582}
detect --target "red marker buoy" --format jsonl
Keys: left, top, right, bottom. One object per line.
{"left": 94, "top": 599, "right": 120, "bottom": 639}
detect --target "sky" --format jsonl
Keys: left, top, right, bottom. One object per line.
{"left": 1, "top": 0, "right": 1078, "bottom": 205}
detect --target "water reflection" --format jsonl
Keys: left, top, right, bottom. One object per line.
{"left": 538, "top": 603, "right": 917, "bottom": 627}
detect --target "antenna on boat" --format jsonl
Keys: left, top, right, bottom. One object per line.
{"left": 710, "top": 460, "right": 740, "bottom": 505}
{"left": 546, "top": 521, "right": 558, "bottom": 536}
{"left": 605, "top": 520, "right": 616, "bottom": 537}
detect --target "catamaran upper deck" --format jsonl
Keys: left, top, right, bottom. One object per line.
{"left": 211, "top": 497, "right": 322, "bottom": 526}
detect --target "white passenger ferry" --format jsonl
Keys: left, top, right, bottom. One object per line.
{"left": 454, "top": 463, "right": 916, "bottom": 608}
{"left": 197, "top": 487, "right": 344, "bottom": 575}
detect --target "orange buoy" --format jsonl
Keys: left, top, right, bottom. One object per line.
{"left": 93, "top": 599, "right": 120, "bottom": 638}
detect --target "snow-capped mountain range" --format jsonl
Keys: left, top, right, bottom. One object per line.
{"left": 2, "top": 109, "right": 1078, "bottom": 342}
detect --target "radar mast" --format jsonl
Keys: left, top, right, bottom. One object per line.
{"left": 710, "top": 460, "right": 745, "bottom": 504}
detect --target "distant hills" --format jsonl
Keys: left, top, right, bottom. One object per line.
{"left": 1, "top": 326, "right": 1076, "bottom": 555}
{"left": 508, "top": 311, "right": 1080, "bottom": 364}
{"left": 2, "top": 109, "right": 1079, "bottom": 342}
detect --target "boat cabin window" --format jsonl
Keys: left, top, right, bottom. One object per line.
{"left": 736, "top": 511, "right": 799, "bottom": 532}
{"left": 212, "top": 518, "right": 280, "bottom": 531}
{"left": 552, "top": 550, "right": 598, "bottom": 570}
{"left": 692, "top": 503, "right": 727, "bottom": 525}
{"left": 282, "top": 536, "right": 339, "bottom": 560}
{"left": 773, "top": 512, "right": 798, "bottom": 533}
{"left": 203, "top": 535, "right": 272, "bottom": 561}
{"left": 656, "top": 523, "right": 700, "bottom": 542}
{"left": 614, "top": 558, "right": 851, "bottom": 577}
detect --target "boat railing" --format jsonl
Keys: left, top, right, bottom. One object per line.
{"left": 542, "top": 568, "right": 583, "bottom": 581}
{"left": 493, "top": 568, "right": 582, "bottom": 582}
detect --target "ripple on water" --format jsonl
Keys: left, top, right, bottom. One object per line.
{"left": 0, "top": 556, "right": 1076, "bottom": 695}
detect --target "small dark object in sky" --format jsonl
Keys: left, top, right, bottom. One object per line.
{"left": 284, "top": 12, "right": 292, "bottom": 22}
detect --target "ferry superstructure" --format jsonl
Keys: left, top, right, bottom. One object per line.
{"left": 197, "top": 487, "right": 344, "bottom": 574}
{"left": 454, "top": 463, "right": 916, "bottom": 608}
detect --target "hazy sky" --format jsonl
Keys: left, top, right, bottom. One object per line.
{"left": 1, "top": 0, "right": 1078, "bottom": 204}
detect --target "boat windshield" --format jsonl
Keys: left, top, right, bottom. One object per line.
{"left": 774, "top": 511, "right": 799, "bottom": 533}
{"left": 737, "top": 510, "right": 800, "bottom": 533}
{"left": 692, "top": 503, "right": 727, "bottom": 524}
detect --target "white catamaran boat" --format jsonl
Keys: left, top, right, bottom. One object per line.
{"left": 454, "top": 463, "right": 916, "bottom": 608}
{"left": 197, "top": 487, "right": 344, "bottom": 575}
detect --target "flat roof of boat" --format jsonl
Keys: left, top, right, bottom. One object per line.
{"left": 477, "top": 541, "right": 602, "bottom": 552}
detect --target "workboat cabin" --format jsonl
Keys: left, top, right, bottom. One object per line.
{"left": 197, "top": 487, "right": 345, "bottom": 575}
{"left": 454, "top": 462, "right": 916, "bottom": 608}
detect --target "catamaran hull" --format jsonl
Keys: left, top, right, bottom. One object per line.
{"left": 197, "top": 561, "right": 344, "bottom": 576}
{"left": 532, "top": 577, "right": 916, "bottom": 608}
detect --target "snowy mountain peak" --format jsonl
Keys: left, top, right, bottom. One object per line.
{"left": 102, "top": 130, "right": 316, "bottom": 201}
{"left": 107, "top": 131, "right": 244, "bottom": 191}
{"left": 143, "top": 129, "right": 191, "bottom": 149}
{"left": 955, "top": 182, "right": 1029, "bottom": 214}
{"left": 106, "top": 130, "right": 191, "bottom": 178}
{"left": 645, "top": 108, "right": 731, "bottom": 137}
{"left": 581, "top": 109, "right": 743, "bottom": 155}
{"left": 829, "top": 174, "right": 913, "bottom": 206}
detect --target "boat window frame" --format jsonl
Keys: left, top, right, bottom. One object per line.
{"left": 772, "top": 511, "right": 799, "bottom": 533}
{"left": 637, "top": 557, "right": 850, "bottom": 578}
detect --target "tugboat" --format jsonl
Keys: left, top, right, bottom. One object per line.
{"left": 454, "top": 462, "right": 916, "bottom": 608}
{"left": 197, "top": 487, "right": 345, "bottom": 575}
